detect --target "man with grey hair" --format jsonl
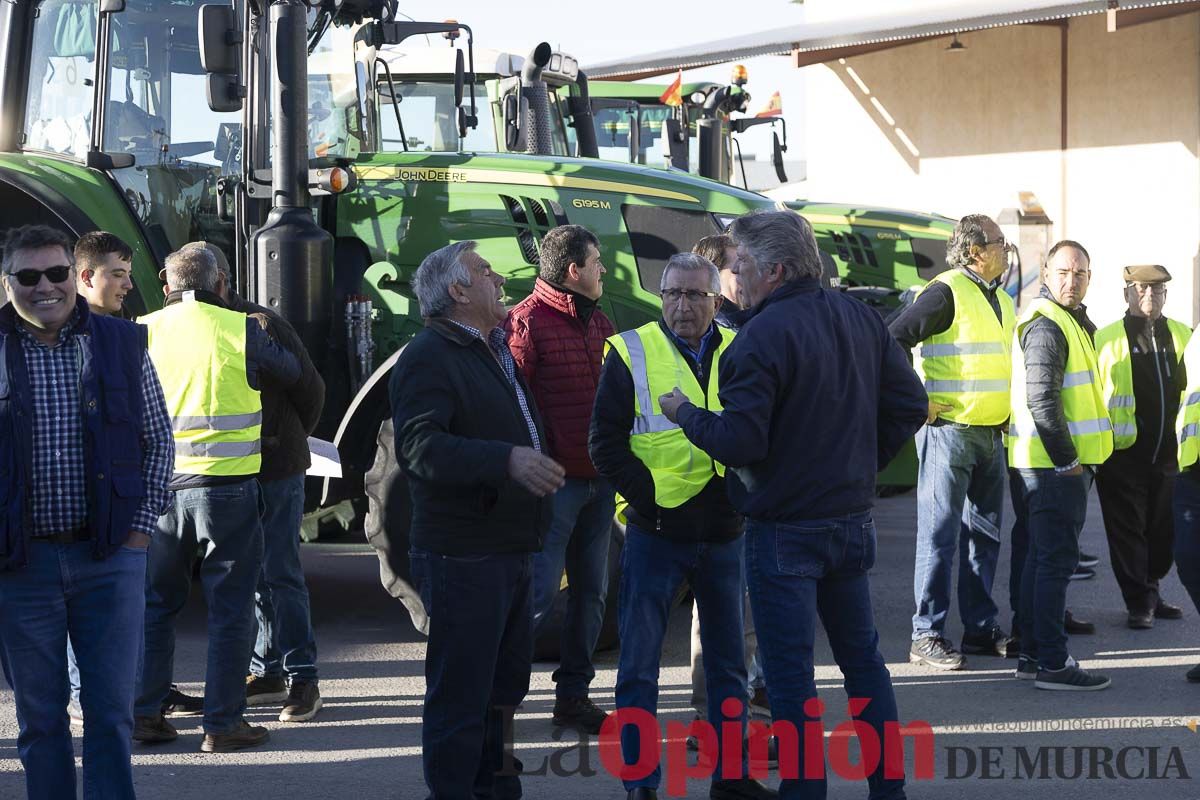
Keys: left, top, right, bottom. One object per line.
{"left": 591, "top": 252, "right": 774, "bottom": 800}
{"left": 391, "top": 241, "right": 564, "bottom": 800}
{"left": 178, "top": 242, "right": 328, "bottom": 722}
{"left": 134, "top": 245, "right": 302, "bottom": 752}
{"left": 660, "top": 210, "right": 926, "bottom": 800}
{"left": 888, "top": 213, "right": 1016, "bottom": 669}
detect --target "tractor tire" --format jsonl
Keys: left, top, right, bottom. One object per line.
{"left": 362, "top": 418, "right": 427, "bottom": 634}
{"left": 532, "top": 520, "right": 624, "bottom": 661}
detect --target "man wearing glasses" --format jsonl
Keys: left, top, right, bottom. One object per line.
{"left": 0, "top": 224, "right": 173, "bottom": 798}
{"left": 590, "top": 253, "right": 774, "bottom": 800}
{"left": 1094, "top": 265, "right": 1191, "bottom": 629}
{"left": 888, "top": 214, "right": 1016, "bottom": 670}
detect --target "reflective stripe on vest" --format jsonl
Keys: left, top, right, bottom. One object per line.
{"left": 911, "top": 269, "right": 1015, "bottom": 426}
{"left": 1007, "top": 298, "right": 1114, "bottom": 468}
{"left": 1177, "top": 332, "right": 1200, "bottom": 469}
{"left": 606, "top": 322, "right": 734, "bottom": 509}
{"left": 1095, "top": 317, "right": 1191, "bottom": 451}
{"left": 140, "top": 298, "right": 263, "bottom": 477}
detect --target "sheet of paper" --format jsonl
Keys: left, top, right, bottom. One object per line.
{"left": 307, "top": 436, "right": 342, "bottom": 478}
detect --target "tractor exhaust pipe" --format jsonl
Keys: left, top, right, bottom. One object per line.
{"left": 521, "top": 42, "right": 554, "bottom": 156}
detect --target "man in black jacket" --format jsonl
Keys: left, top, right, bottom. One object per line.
{"left": 178, "top": 243, "right": 327, "bottom": 721}
{"left": 591, "top": 253, "right": 775, "bottom": 800}
{"left": 661, "top": 211, "right": 926, "bottom": 800}
{"left": 392, "top": 241, "right": 564, "bottom": 800}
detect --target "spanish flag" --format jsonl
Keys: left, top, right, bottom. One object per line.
{"left": 660, "top": 71, "right": 683, "bottom": 107}
{"left": 755, "top": 91, "right": 783, "bottom": 118}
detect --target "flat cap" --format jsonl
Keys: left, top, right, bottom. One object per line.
{"left": 158, "top": 241, "right": 231, "bottom": 281}
{"left": 1123, "top": 264, "right": 1171, "bottom": 284}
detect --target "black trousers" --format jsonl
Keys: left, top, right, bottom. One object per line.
{"left": 1095, "top": 449, "right": 1176, "bottom": 615}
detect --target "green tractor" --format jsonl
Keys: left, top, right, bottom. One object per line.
{"left": 0, "top": 1, "right": 948, "bottom": 651}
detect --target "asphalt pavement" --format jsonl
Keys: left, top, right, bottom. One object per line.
{"left": 2, "top": 486, "right": 1200, "bottom": 799}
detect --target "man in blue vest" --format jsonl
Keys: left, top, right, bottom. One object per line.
{"left": 0, "top": 224, "right": 174, "bottom": 799}
{"left": 134, "top": 246, "right": 302, "bottom": 752}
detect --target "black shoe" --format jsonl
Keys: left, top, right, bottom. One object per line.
{"left": 1155, "top": 600, "right": 1184, "bottom": 620}
{"left": 132, "top": 714, "right": 178, "bottom": 744}
{"left": 245, "top": 674, "right": 288, "bottom": 707}
{"left": 200, "top": 719, "right": 270, "bottom": 753}
{"left": 961, "top": 625, "right": 1013, "bottom": 657}
{"left": 279, "top": 680, "right": 322, "bottom": 722}
{"left": 1064, "top": 610, "right": 1095, "bottom": 635}
{"left": 1035, "top": 657, "right": 1111, "bottom": 691}
{"left": 1004, "top": 635, "right": 1021, "bottom": 659}
{"left": 909, "top": 636, "right": 965, "bottom": 670}
{"left": 1015, "top": 655, "right": 1038, "bottom": 680}
{"left": 627, "top": 789, "right": 658, "bottom": 800}
{"left": 1187, "top": 664, "right": 1200, "bottom": 683}
{"left": 711, "top": 777, "right": 778, "bottom": 800}
{"left": 161, "top": 685, "right": 204, "bottom": 717}
{"left": 1078, "top": 551, "right": 1100, "bottom": 569}
{"left": 1127, "top": 612, "right": 1154, "bottom": 630}
{"left": 552, "top": 696, "right": 609, "bottom": 735}
{"left": 1069, "top": 566, "right": 1096, "bottom": 581}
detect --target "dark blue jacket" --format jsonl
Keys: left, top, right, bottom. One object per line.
{"left": 0, "top": 298, "right": 147, "bottom": 570}
{"left": 677, "top": 277, "right": 927, "bottom": 522}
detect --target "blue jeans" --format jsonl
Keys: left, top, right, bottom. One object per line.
{"left": 1013, "top": 468, "right": 1091, "bottom": 670}
{"left": 1172, "top": 471, "right": 1200, "bottom": 618}
{"left": 530, "top": 476, "right": 615, "bottom": 699}
{"left": 136, "top": 480, "right": 264, "bottom": 734}
{"left": 747, "top": 515, "right": 906, "bottom": 800}
{"left": 252, "top": 474, "right": 318, "bottom": 682}
{"left": 616, "top": 525, "right": 747, "bottom": 791}
{"left": 0, "top": 540, "right": 146, "bottom": 800}
{"left": 912, "top": 423, "right": 1003, "bottom": 639}
{"left": 410, "top": 548, "right": 532, "bottom": 800}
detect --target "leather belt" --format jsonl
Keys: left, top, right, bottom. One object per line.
{"left": 34, "top": 526, "right": 90, "bottom": 545}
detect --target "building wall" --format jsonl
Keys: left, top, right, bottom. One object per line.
{"left": 800, "top": 12, "right": 1200, "bottom": 326}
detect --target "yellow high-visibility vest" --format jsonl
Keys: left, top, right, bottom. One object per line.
{"left": 1008, "top": 298, "right": 1114, "bottom": 468}
{"left": 140, "top": 296, "right": 262, "bottom": 476}
{"left": 606, "top": 322, "right": 734, "bottom": 510}
{"left": 1177, "top": 331, "right": 1200, "bottom": 469}
{"left": 1095, "top": 316, "right": 1191, "bottom": 450}
{"left": 912, "top": 269, "right": 1015, "bottom": 426}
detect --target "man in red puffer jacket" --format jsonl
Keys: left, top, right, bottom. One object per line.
{"left": 505, "top": 224, "right": 615, "bottom": 734}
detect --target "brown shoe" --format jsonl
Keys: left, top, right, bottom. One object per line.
{"left": 200, "top": 720, "right": 269, "bottom": 753}
{"left": 133, "top": 714, "right": 178, "bottom": 744}
{"left": 279, "top": 681, "right": 322, "bottom": 723}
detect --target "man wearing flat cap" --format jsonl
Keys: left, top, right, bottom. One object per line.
{"left": 1095, "top": 264, "right": 1192, "bottom": 629}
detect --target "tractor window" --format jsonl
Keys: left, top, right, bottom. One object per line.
{"left": 909, "top": 236, "right": 951, "bottom": 282}
{"left": 622, "top": 204, "right": 721, "bottom": 293}
{"left": 100, "top": 3, "right": 237, "bottom": 261}
{"left": 591, "top": 105, "right": 637, "bottom": 162}
{"left": 377, "top": 81, "right": 494, "bottom": 153}
{"left": 23, "top": 0, "right": 99, "bottom": 159}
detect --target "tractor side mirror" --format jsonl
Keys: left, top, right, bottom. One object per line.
{"left": 500, "top": 81, "right": 526, "bottom": 152}
{"left": 199, "top": 4, "right": 243, "bottom": 113}
{"left": 772, "top": 131, "right": 788, "bottom": 183}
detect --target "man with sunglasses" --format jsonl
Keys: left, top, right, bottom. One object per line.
{"left": 888, "top": 214, "right": 1016, "bottom": 669}
{"left": 590, "top": 253, "right": 774, "bottom": 800}
{"left": 0, "top": 224, "right": 174, "bottom": 799}
{"left": 1095, "top": 265, "right": 1191, "bottom": 629}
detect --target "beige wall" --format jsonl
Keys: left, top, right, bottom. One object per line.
{"left": 800, "top": 12, "right": 1200, "bottom": 326}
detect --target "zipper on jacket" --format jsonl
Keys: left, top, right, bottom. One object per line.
{"left": 1151, "top": 324, "right": 1167, "bottom": 463}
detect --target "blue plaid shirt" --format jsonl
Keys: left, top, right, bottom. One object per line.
{"left": 449, "top": 320, "right": 542, "bottom": 453}
{"left": 19, "top": 315, "right": 174, "bottom": 538}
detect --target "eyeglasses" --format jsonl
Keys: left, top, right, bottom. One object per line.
{"left": 984, "top": 237, "right": 1012, "bottom": 251}
{"left": 1129, "top": 283, "right": 1167, "bottom": 296}
{"left": 7, "top": 265, "right": 72, "bottom": 287}
{"left": 661, "top": 288, "right": 721, "bottom": 303}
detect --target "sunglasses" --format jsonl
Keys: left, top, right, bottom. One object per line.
{"left": 7, "top": 265, "right": 72, "bottom": 287}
